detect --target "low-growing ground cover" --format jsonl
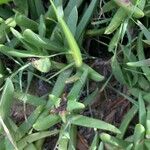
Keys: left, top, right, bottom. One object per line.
{"left": 0, "top": 0, "right": 150, "bottom": 149}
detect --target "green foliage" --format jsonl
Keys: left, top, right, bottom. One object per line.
{"left": 0, "top": 0, "right": 150, "bottom": 149}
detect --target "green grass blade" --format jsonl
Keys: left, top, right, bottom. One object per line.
{"left": 80, "top": 63, "right": 104, "bottom": 82}
{"left": 127, "top": 58, "right": 150, "bottom": 67}
{"left": 67, "top": 69, "right": 88, "bottom": 101}
{"left": 70, "top": 115, "right": 121, "bottom": 134}
{"left": 111, "top": 55, "right": 127, "bottom": 85}
{"left": 50, "top": 0, "right": 82, "bottom": 67}
{"left": 100, "top": 133, "right": 130, "bottom": 148}
{"left": 24, "top": 143, "right": 37, "bottom": 150}
{"left": 0, "top": 138, "right": 5, "bottom": 150}
{"left": 23, "top": 29, "right": 65, "bottom": 52}
{"left": 116, "top": 105, "right": 138, "bottom": 139}
{"left": 13, "top": 0, "right": 28, "bottom": 15}
{"left": 102, "top": 0, "right": 117, "bottom": 13}
{"left": 34, "top": 0, "right": 45, "bottom": 17}
{"left": 113, "top": 0, "right": 144, "bottom": 18}
{"left": 146, "top": 107, "right": 150, "bottom": 139}
{"left": 137, "top": 21, "right": 150, "bottom": 40}
{"left": 50, "top": 69, "right": 72, "bottom": 98}
{"left": 137, "top": 33, "right": 150, "bottom": 81}
{"left": 145, "top": 139, "right": 150, "bottom": 149}
{"left": 0, "top": 0, "right": 12, "bottom": 4}
{"left": 38, "top": 15, "right": 46, "bottom": 37}
{"left": 83, "top": 89, "right": 99, "bottom": 107}
{"left": 98, "top": 142, "right": 104, "bottom": 150}
{"left": 67, "top": 6, "right": 78, "bottom": 36}
{"left": 90, "top": 132, "right": 99, "bottom": 150}
{"left": 16, "top": 106, "right": 44, "bottom": 140}
{"left": 14, "top": 91, "right": 46, "bottom": 107}
{"left": 138, "top": 93, "right": 146, "bottom": 126}
{"left": 0, "top": 78, "right": 14, "bottom": 119}
{"left": 15, "top": 13, "right": 38, "bottom": 31}
{"left": 33, "top": 114, "right": 61, "bottom": 131}
{"left": 0, "top": 44, "right": 48, "bottom": 58}
{"left": 133, "top": 124, "right": 145, "bottom": 149}
{"left": 75, "top": 0, "right": 98, "bottom": 40}
{"left": 64, "top": 0, "right": 83, "bottom": 17}
{"left": 17, "top": 130, "right": 59, "bottom": 149}
{"left": 0, "top": 117, "right": 18, "bottom": 150}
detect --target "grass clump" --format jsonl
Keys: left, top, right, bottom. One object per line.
{"left": 0, "top": 0, "right": 150, "bottom": 149}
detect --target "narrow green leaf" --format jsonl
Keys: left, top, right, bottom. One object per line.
{"left": 0, "top": 0, "right": 12, "bottom": 4}
{"left": 23, "top": 29, "right": 65, "bottom": 52}
{"left": 24, "top": 143, "right": 37, "bottom": 150}
{"left": 28, "top": 0, "right": 38, "bottom": 20}
{"left": 83, "top": 89, "right": 99, "bottom": 107}
{"left": 16, "top": 106, "right": 44, "bottom": 140}
{"left": 75, "top": 0, "right": 98, "bottom": 40}
{"left": 127, "top": 58, "right": 150, "bottom": 67}
{"left": 70, "top": 115, "right": 121, "bottom": 134}
{"left": 137, "top": 21, "right": 150, "bottom": 40}
{"left": 13, "top": 0, "right": 28, "bottom": 15}
{"left": 17, "top": 130, "right": 59, "bottom": 149}
{"left": 34, "top": 0, "right": 45, "bottom": 17}
{"left": 50, "top": 69, "right": 72, "bottom": 98}
{"left": 146, "top": 107, "right": 150, "bottom": 139}
{"left": 64, "top": 0, "right": 83, "bottom": 17}
{"left": 67, "top": 101, "right": 85, "bottom": 112}
{"left": 102, "top": 0, "right": 117, "bottom": 13}
{"left": 15, "top": 13, "right": 38, "bottom": 31}
{"left": 100, "top": 133, "right": 130, "bottom": 148}
{"left": 0, "top": 78, "right": 14, "bottom": 119}
{"left": 126, "top": 144, "right": 133, "bottom": 150}
{"left": 145, "top": 140, "right": 150, "bottom": 149}
{"left": 105, "top": 8, "right": 127, "bottom": 34}
{"left": 67, "top": 6, "right": 78, "bottom": 36}
{"left": 58, "top": 129, "right": 69, "bottom": 150}
{"left": 50, "top": 0, "right": 83, "bottom": 67}
{"left": 117, "top": 105, "right": 138, "bottom": 139}
{"left": 137, "top": 33, "right": 150, "bottom": 81}
{"left": 14, "top": 92, "right": 46, "bottom": 106}
{"left": 90, "top": 132, "right": 99, "bottom": 150}
{"left": 85, "top": 28, "right": 106, "bottom": 37}
{"left": 138, "top": 76, "right": 150, "bottom": 91}
{"left": 110, "top": 86, "right": 138, "bottom": 106}
{"left": 38, "top": 15, "right": 46, "bottom": 37}
{"left": 143, "top": 40, "right": 150, "bottom": 45}
{"left": 35, "top": 139, "right": 44, "bottom": 150}
{"left": 98, "top": 142, "right": 104, "bottom": 150}
{"left": 138, "top": 93, "right": 146, "bottom": 126}
{"left": 133, "top": 124, "right": 145, "bottom": 147}
{"left": 80, "top": 63, "right": 104, "bottom": 82}
{"left": 0, "top": 44, "right": 47, "bottom": 58}
{"left": 5, "top": 137, "right": 15, "bottom": 150}
{"left": 113, "top": 0, "right": 144, "bottom": 18}
{"left": 111, "top": 55, "right": 127, "bottom": 85}
{"left": 0, "top": 117, "right": 18, "bottom": 150}
{"left": 67, "top": 70, "right": 88, "bottom": 101}
{"left": 68, "top": 125, "right": 77, "bottom": 150}
{"left": 0, "top": 138, "right": 5, "bottom": 150}
{"left": 108, "top": 28, "right": 121, "bottom": 52}
{"left": 33, "top": 114, "right": 61, "bottom": 131}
